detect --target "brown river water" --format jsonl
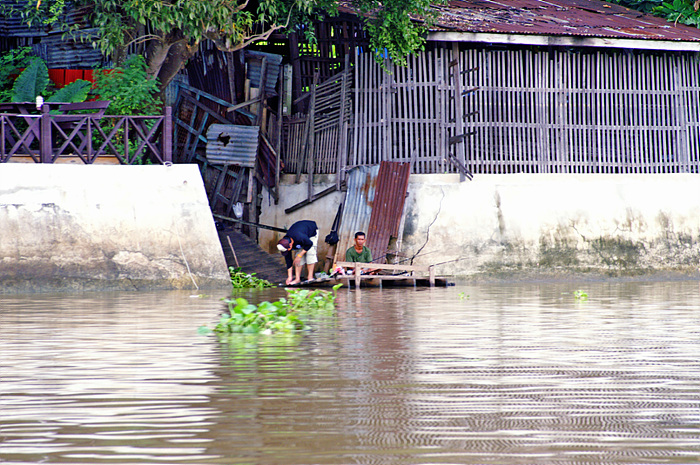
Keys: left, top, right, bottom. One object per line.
{"left": 1, "top": 280, "right": 700, "bottom": 464}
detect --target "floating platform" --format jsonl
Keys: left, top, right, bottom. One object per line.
{"left": 285, "top": 261, "right": 453, "bottom": 288}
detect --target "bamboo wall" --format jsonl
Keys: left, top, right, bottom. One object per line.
{"left": 349, "top": 45, "right": 700, "bottom": 175}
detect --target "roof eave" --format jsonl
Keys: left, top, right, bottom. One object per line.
{"left": 428, "top": 31, "right": 700, "bottom": 52}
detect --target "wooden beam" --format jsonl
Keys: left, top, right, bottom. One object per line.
{"left": 284, "top": 184, "right": 338, "bottom": 214}
{"left": 213, "top": 213, "right": 287, "bottom": 233}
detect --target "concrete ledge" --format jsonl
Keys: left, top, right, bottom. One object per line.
{"left": 0, "top": 164, "right": 231, "bottom": 293}
{"left": 263, "top": 173, "right": 700, "bottom": 281}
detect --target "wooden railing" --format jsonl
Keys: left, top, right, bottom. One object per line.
{"left": 0, "top": 102, "right": 172, "bottom": 164}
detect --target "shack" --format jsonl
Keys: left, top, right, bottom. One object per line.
{"left": 258, "top": 0, "right": 700, "bottom": 280}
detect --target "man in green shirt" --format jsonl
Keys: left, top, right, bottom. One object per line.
{"left": 345, "top": 231, "right": 372, "bottom": 263}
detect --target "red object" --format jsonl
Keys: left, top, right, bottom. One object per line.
{"left": 45, "top": 69, "right": 96, "bottom": 88}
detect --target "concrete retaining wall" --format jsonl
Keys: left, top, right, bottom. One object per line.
{"left": 261, "top": 173, "right": 700, "bottom": 281}
{"left": 0, "top": 164, "right": 231, "bottom": 293}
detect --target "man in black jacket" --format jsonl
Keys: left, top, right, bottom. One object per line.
{"left": 276, "top": 220, "right": 318, "bottom": 284}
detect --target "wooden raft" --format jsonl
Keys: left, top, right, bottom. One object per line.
{"left": 335, "top": 261, "right": 437, "bottom": 288}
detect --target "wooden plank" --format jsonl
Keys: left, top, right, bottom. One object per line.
{"left": 284, "top": 184, "right": 338, "bottom": 214}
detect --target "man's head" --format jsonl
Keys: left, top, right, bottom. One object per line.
{"left": 354, "top": 231, "right": 366, "bottom": 248}
{"left": 277, "top": 237, "right": 292, "bottom": 254}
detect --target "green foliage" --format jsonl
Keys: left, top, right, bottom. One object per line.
{"left": 353, "top": 0, "right": 445, "bottom": 68}
{"left": 11, "top": 57, "right": 49, "bottom": 102}
{"left": 7, "top": 56, "right": 90, "bottom": 104}
{"left": 213, "top": 297, "right": 307, "bottom": 334}
{"left": 605, "top": 0, "right": 662, "bottom": 13}
{"left": 47, "top": 79, "right": 91, "bottom": 103}
{"left": 655, "top": 0, "right": 700, "bottom": 26}
{"left": 3, "top": 0, "right": 436, "bottom": 86}
{"left": 0, "top": 47, "right": 33, "bottom": 102}
{"left": 229, "top": 267, "right": 275, "bottom": 289}
{"left": 283, "top": 283, "right": 343, "bottom": 313}
{"left": 606, "top": 0, "right": 700, "bottom": 28}
{"left": 92, "top": 55, "right": 161, "bottom": 115}
{"left": 574, "top": 290, "right": 589, "bottom": 301}
{"left": 200, "top": 283, "right": 342, "bottom": 335}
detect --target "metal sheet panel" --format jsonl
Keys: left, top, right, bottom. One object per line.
{"left": 334, "top": 161, "right": 411, "bottom": 265}
{"left": 430, "top": 0, "right": 700, "bottom": 42}
{"left": 246, "top": 50, "right": 282, "bottom": 95}
{"left": 366, "top": 162, "right": 411, "bottom": 263}
{"left": 205, "top": 124, "right": 259, "bottom": 167}
{"left": 334, "top": 164, "right": 379, "bottom": 264}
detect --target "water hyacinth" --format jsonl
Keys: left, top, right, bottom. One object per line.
{"left": 215, "top": 298, "right": 307, "bottom": 334}
{"left": 200, "top": 284, "right": 343, "bottom": 335}
{"left": 229, "top": 267, "right": 274, "bottom": 289}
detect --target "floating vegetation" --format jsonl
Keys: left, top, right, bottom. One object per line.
{"left": 229, "top": 266, "right": 274, "bottom": 289}
{"left": 458, "top": 292, "right": 470, "bottom": 300}
{"left": 574, "top": 290, "right": 589, "bottom": 301}
{"left": 200, "top": 284, "right": 343, "bottom": 335}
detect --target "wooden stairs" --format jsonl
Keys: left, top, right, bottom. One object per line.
{"left": 216, "top": 224, "right": 288, "bottom": 284}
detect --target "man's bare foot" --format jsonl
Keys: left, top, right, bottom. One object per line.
{"left": 290, "top": 279, "right": 301, "bottom": 285}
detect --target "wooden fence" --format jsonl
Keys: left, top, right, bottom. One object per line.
{"left": 316, "top": 45, "right": 700, "bottom": 176}
{"left": 282, "top": 61, "right": 353, "bottom": 185}
{"left": 0, "top": 103, "right": 172, "bottom": 164}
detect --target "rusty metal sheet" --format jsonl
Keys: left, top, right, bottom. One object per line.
{"left": 430, "top": 0, "right": 700, "bottom": 42}
{"left": 366, "top": 162, "right": 411, "bottom": 263}
{"left": 334, "top": 162, "right": 411, "bottom": 265}
{"left": 205, "top": 124, "right": 259, "bottom": 167}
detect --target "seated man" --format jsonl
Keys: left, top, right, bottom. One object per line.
{"left": 344, "top": 231, "right": 374, "bottom": 274}
{"left": 277, "top": 220, "right": 319, "bottom": 284}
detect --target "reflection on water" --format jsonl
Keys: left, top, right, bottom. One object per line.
{"left": 1, "top": 281, "right": 700, "bottom": 464}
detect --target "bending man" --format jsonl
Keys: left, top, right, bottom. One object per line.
{"left": 277, "top": 220, "right": 319, "bottom": 284}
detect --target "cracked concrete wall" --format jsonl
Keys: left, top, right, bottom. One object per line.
{"left": 403, "top": 174, "right": 700, "bottom": 280}
{"left": 0, "top": 164, "right": 231, "bottom": 293}
{"left": 266, "top": 173, "right": 700, "bottom": 280}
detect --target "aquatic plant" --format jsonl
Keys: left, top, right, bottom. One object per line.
{"left": 229, "top": 266, "right": 274, "bottom": 289}
{"left": 200, "top": 284, "right": 343, "bottom": 335}
{"left": 574, "top": 290, "right": 589, "bottom": 301}
{"left": 214, "top": 298, "right": 307, "bottom": 334}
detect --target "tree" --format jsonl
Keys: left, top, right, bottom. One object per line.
{"left": 606, "top": 0, "right": 700, "bottom": 27}
{"left": 2, "top": 0, "right": 441, "bottom": 93}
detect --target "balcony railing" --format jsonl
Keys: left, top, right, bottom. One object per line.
{"left": 0, "top": 102, "right": 172, "bottom": 164}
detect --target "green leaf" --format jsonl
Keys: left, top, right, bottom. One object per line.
{"left": 11, "top": 58, "right": 49, "bottom": 102}
{"left": 47, "top": 79, "right": 91, "bottom": 103}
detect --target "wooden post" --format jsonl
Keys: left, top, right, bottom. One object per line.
{"left": 429, "top": 265, "right": 435, "bottom": 287}
{"left": 225, "top": 51, "right": 237, "bottom": 105}
{"left": 274, "top": 67, "right": 284, "bottom": 204}
{"left": 296, "top": 72, "right": 318, "bottom": 184}
{"left": 354, "top": 264, "right": 362, "bottom": 289}
{"left": 40, "top": 104, "right": 51, "bottom": 163}
{"left": 336, "top": 55, "right": 350, "bottom": 190}
{"left": 451, "top": 43, "right": 467, "bottom": 181}
{"left": 289, "top": 31, "right": 303, "bottom": 113}
{"left": 163, "top": 106, "right": 173, "bottom": 163}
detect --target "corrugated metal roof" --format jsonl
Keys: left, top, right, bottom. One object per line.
{"left": 337, "top": 0, "right": 700, "bottom": 45}
{"left": 205, "top": 124, "right": 259, "bottom": 167}
{"left": 432, "top": 0, "right": 700, "bottom": 43}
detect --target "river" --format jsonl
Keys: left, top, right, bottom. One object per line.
{"left": 1, "top": 280, "right": 700, "bottom": 464}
